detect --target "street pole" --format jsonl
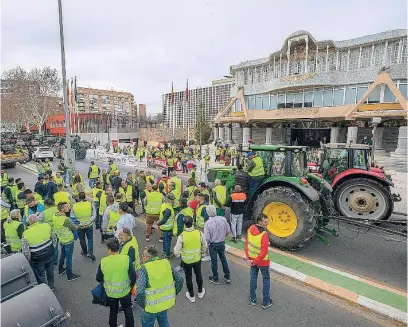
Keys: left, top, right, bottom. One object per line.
{"left": 57, "top": 0, "right": 75, "bottom": 172}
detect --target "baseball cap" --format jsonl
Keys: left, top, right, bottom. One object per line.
{"left": 167, "top": 193, "right": 175, "bottom": 200}
{"left": 247, "top": 151, "right": 254, "bottom": 157}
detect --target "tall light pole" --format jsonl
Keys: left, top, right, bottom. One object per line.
{"left": 57, "top": 0, "right": 74, "bottom": 169}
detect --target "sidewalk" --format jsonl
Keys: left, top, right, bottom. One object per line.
{"left": 224, "top": 239, "right": 407, "bottom": 323}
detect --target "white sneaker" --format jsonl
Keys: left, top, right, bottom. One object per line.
{"left": 201, "top": 256, "right": 211, "bottom": 262}
{"left": 198, "top": 288, "right": 206, "bottom": 299}
{"left": 185, "top": 292, "right": 196, "bottom": 303}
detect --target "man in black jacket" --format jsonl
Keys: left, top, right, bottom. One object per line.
{"left": 234, "top": 164, "right": 250, "bottom": 196}
{"left": 34, "top": 176, "right": 47, "bottom": 198}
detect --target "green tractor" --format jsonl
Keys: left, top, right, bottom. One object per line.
{"left": 206, "top": 144, "right": 335, "bottom": 250}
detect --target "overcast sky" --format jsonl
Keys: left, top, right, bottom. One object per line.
{"left": 1, "top": 0, "right": 406, "bottom": 113}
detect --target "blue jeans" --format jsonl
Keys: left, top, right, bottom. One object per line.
{"left": 59, "top": 242, "right": 74, "bottom": 278}
{"left": 209, "top": 241, "right": 230, "bottom": 281}
{"left": 162, "top": 231, "right": 172, "bottom": 257}
{"left": 141, "top": 310, "right": 169, "bottom": 327}
{"left": 89, "top": 178, "right": 97, "bottom": 188}
{"left": 78, "top": 225, "right": 94, "bottom": 254}
{"left": 53, "top": 241, "right": 59, "bottom": 265}
{"left": 250, "top": 177, "right": 263, "bottom": 198}
{"left": 250, "top": 265, "right": 271, "bottom": 306}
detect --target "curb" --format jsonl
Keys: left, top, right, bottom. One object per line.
{"left": 224, "top": 243, "right": 407, "bottom": 323}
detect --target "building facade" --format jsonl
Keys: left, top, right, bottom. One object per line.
{"left": 214, "top": 29, "right": 407, "bottom": 160}
{"left": 162, "top": 78, "right": 234, "bottom": 128}
{"left": 138, "top": 104, "right": 147, "bottom": 117}
{"left": 76, "top": 87, "right": 137, "bottom": 118}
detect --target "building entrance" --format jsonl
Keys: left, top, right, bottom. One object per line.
{"left": 291, "top": 128, "right": 331, "bottom": 147}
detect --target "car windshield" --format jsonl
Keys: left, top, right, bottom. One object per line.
{"left": 39, "top": 147, "right": 51, "bottom": 151}
{"left": 258, "top": 151, "right": 307, "bottom": 177}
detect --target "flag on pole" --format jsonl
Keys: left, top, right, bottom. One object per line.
{"left": 74, "top": 76, "right": 77, "bottom": 103}
{"left": 185, "top": 79, "right": 189, "bottom": 103}
{"left": 67, "top": 80, "right": 72, "bottom": 106}
{"left": 70, "top": 78, "right": 74, "bottom": 106}
{"left": 171, "top": 82, "right": 174, "bottom": 104}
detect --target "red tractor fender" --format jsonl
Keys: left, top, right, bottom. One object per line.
{"left": 331, "top": 168, "right": 392, "bottom": 189}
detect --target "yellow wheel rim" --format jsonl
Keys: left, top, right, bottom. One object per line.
{"left": 263, "top": 202, "right": 298, "bottom": 238}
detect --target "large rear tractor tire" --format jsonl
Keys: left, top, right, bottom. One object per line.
{"left": 253, "top": 186, "right": 316, "bottom": 250}
{"left": 333, "top": 178, "right": 393, "bottom": 221}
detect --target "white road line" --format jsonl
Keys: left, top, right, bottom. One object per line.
{"left": 357, "top": 295, "right": 408, "bottom": 323}
{"left": 269, "top": 262, "right": 307, "bottom": 282}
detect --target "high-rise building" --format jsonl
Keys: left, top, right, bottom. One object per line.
{"left": 76, "top": 87, "right": 137, "bottom": 117}
{"left": 138, "top": 104, "right": 146, "bottom": 117}
{"left": 162, "top": 78, "right": 234, "bottom": 128}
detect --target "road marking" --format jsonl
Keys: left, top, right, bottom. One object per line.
{"left": 357, "top": 296, "right": 408, "bottom": 324}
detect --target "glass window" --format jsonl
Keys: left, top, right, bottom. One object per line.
{"left": 383, "top": 85, "right": 395, "bottom": 102}
{"left": 360, "top": 47, "right": 372, "bottom": 68}
{"left": 348, "top": 49, "right": 360, "bottom": 70}
{"left": 373, "top": 44, "right": 384, "bottom": 66}
{"left": 399, "top": 83, "right": 408, "bottom": 99}
{"left": 401, "top": 39, "right": 408, "bottom": 64}
{"left": 338, "top": 52, "right": 348, "bottom": 70}
{"left": 262, "top": 94, "right": 269, "bottom": 109}
{"left": 235, "top": 99, "right": 242, "bottom": 112}
{"left": 304, "top": 91, "right": 313, "bottom": 107}
{"left": 294, "top": 92, "right": 303, "bottom": 108}
{"left": 368, "top": 85, "right": 381, "bottom": 103}
{"left": 328, "top": 53, "right": 336, "bottom": 71}
{"left": 248, "top": 96, "right": 255, "bottom": 110}
{"left": 313, "top": 89, "right": 323, "bottom": 107}
{"left": 345, "top": 86, "right": 357, "bottom": 104}
{"left": 286, "top": 93, "right": 294, "bottom": 108}
{"left": 387, "top": 41, "right": 399, "bottom": 64}
{"left": 255, "top": 95, "right": 262, "bottom": 109}
{"left": 270, "top": 94, "right": 277, "bottom": 109}
{"left": 323, "top": 88, "right": 333, "bottom": 106}
{"left": 278, "top": 92, "right": 286, "bottom": 109}
{"left": 357, "top": 85, "right": 368, "bottom": 102}
{"left": 333, "top": 88, "right": 344, "bottom": 106}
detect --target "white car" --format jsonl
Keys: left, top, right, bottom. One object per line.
{"left": 32, "top": 146, "right": 54, "bottom": 161}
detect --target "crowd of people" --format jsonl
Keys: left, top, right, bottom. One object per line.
{"left": 0, "top": 143, "right": 271, "bottom": 327}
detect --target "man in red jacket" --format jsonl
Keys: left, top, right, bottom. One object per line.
{"left": 244, "top": 213, "right": 272, "bottom": 308}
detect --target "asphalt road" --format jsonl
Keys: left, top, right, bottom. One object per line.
{"left": 3, "top": 165, "right": 397, "bottom": 327}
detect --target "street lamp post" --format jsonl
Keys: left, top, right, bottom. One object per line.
{"left": 57, "top": 0, "right": 75, "bottom": 171}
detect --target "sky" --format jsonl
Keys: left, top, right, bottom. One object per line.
{"left": 1, "top": 0, "right": 406, "bottom": 114}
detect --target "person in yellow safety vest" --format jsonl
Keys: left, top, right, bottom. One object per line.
{"left": 169, "top": 171, "right": 182, "bottom": 194}
{"left": 92, "top": 181, "right": 104, "bottom": 230}
{"left": 73, "top": 169, "right": 84, "bottom": 184}
{"left": 41, "top": 198, "right": 60, "bottom": 265}
{"left": 101, "top": 194, "right": 121, "bottom": 242}
{"left": 187, "top": 179, "right": 198, "bottom": 201}
{"left": 15, "top": 182, "right": 26, "bottom": 217}
{"left": 157, "top": 193, "right": 175, "bottom": 258}
{"left": 43, "top": 158, "right": 53, "bottom": 174}
{"left": 119, "top": 227, "right": 141, "bottom": 270}
{"left": 195, "top": 193, "right": 209, "bottom": 229}
{"left": 198, "top": 182, "right": 210, "bottom": 202}
{"left": 99, "top": 169, "right": 109, "bottom": 190}
{"left": 1, "top": 169, "right": 8, "bottom": 192}
{"left": 215, "top": 147, "right": 221, "bottom": 162}
{"left": 107, "top": 159, "right": 118, "bottom": 176}
{"left": 158, "top": 170, "right": 168, "bottom": 196}
{"left": 204, "top": 154, "right": 211, "bottom": 171}
{"left": 245, "top": 213, "right": 272, "bottom": 308}
{"left": 167, "top": 157, "right": 175, "bottom": 177}
{"left": 88, "top": 160, "right": 101, "bottom": 188}
{"left": 144, "top": 184, "right": 164, "bottom": 242}
{"left": 53, "top": 184, "right": 72, "bottom": 206}
{"left": 135, "top": 245, "right": 183, "bottom": 324}
{"left": 2, "top": 177, "right": 17, "bottom": 208}
{"left": 22, "top": 195, "right": 45, "bottom": 226}
{"left": 96, "top": 238, "right": 136, "bottom": 327}
{"left": 173, "top": 198, "right": 194, "bottom": 237}
{"left": 1, "top": 199, "right": 11, "bottom": 243}
{"left": 212, "top": 179, "right": 227, "bottom": 216}
{"left": 36, "top": 159, "right": 46, "bottom": 177}
{"left": 168, "top": 181, "right": 181, "bottom": 214}
{"left": 71, "top": 192, "right": 96, "bottom": 260}
{"left": 4, "top": 209, "right": 25, "bottom": 252}
{"left": 54, "top": 171, "right": 64, "bottom": 186}
{"left": 145, "top": 170, "right": 155, "bottom": 185}
{"left": 118, "top": 180, "right": 134, "bottom": 210}
{"left": 230, "top": 148, "right": 237, "bottom": 166}
{"left": 246, "top": 152, "right": 265, "bottom": 198}
{"left": 173, "top": 215, "right": 207, "bottom": 302}
{"left": 189, "top": 164, "right": 197, "bottom": 183}
{"left": 53, "top": 201, "right": 82, "bottom": 281}
{"left": 72, "top": 176, "right": 84, "bottom": 202}
{"left": 99, "top": 185, "right": 113, "bottom": 219}
{"left": 140, "top": 183, "right": 152, "bottom": 214}
{"left": 22, "top": 214, "right": 55, "bottom": 289}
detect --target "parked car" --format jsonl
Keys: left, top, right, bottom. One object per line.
{"left": 32, "top": 146, "right": 54, "bottom": 161}
{"left": 15, "top": 139, "right": 25, "bottom": 146}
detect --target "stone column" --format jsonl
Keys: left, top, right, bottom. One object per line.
{"left": 395, "top": 126, "right": 408, "bottom": 154}
{"left": 213, "top": 124, "right": 219, "bottom": 142}
{"left": 330, "top": 127, "right": 340, "bottom": 143}
{"left": 218, "top": 125, "right": 225, "bottom": 142}
{"left": 243, "top": 125, "right": 252, "bottom": 146}
{"left": 265, "top": 127, "right": 273, "bottom": 145}
{"left": 225, "top": 124, "right": 233, "bottom": 144}
{"left": 279, "top": 126, "right": 289, "bottom": 145}
{"left": 346, "top": 126, "right": 358, "bottom": 144}
{"left": 373, "top": 126, "right": 384, "bottom": 150}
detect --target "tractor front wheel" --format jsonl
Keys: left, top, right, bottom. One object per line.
{"left": 253, "top": 186, "right": 316, "bottom": 250}
{"left": 333, "top": 178, "right": 393, "bottom": 220}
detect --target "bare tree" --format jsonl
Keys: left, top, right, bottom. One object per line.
{"left": 1, "top": 66, "right": 62, "bottom": 134}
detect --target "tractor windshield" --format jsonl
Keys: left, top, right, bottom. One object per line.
{"left": 259, "top": 151, "right": 307, "bottom": 177}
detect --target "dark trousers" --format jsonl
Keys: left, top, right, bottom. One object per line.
{"left": 182, "top": 163, "right": 188, "bottom": 174}
{"left": 107, "top": 292, "right": 134, "bottom": 327}
{"left": 250, "top": 265, "right": 271, "bottom": 306}
{"left": 78, "top": 226, "right": 94, "bottom": 254}
{"left": 59, "top": 242, "right": 74, "bottom": 278}
{"left": 209, "top": 241, "right": 230, "bottom": 281}
{"left": 182, "top": 260, "right": 203, "bottom": 297}
{"left": 31, "top": 258, "right": 54, "bottom": 288}
{"left": 94, "top": 203, "right": 100, "bottom": 229}
{"left": 167, "top": 167, "right": 173, "bottom": 177}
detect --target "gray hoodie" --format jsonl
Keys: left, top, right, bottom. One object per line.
{"left": 101, "top": 203, "right": 120, "bottom": 234}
